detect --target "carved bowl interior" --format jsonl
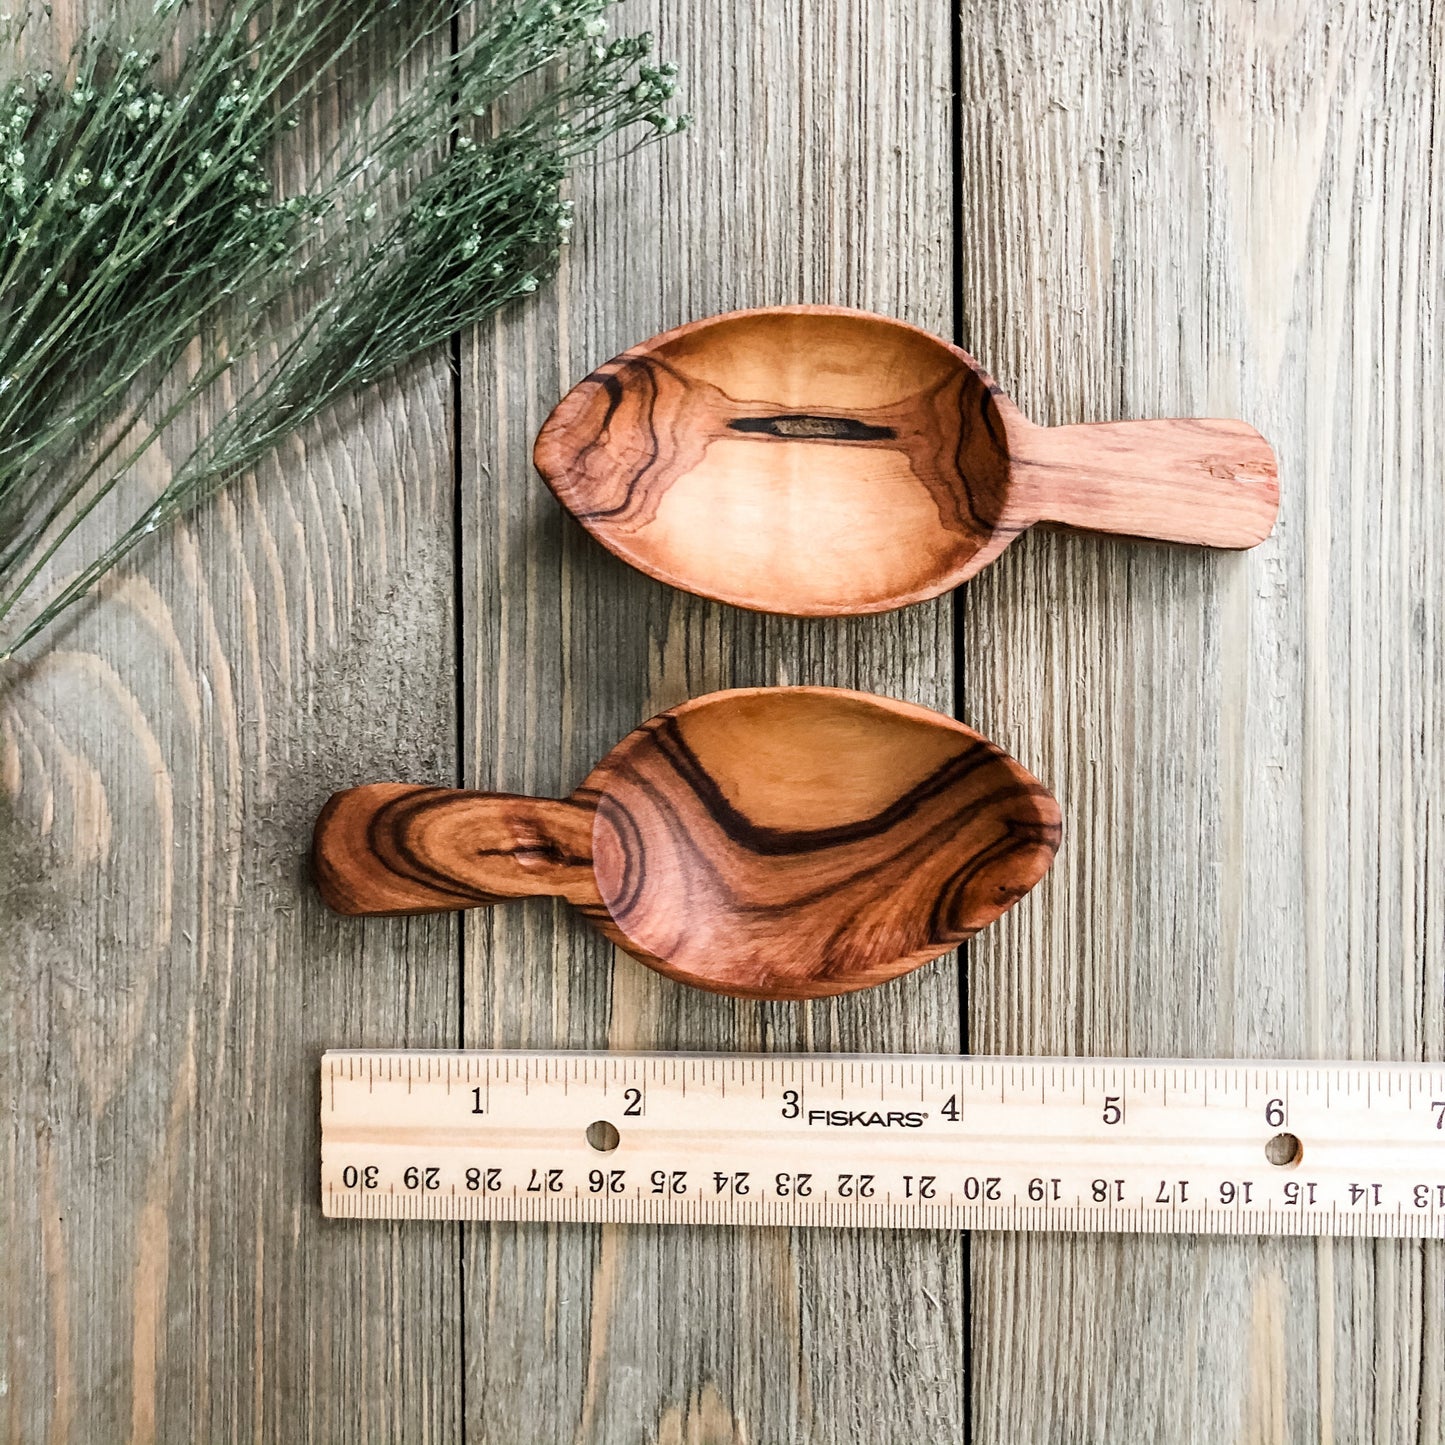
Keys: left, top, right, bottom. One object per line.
{"left": 535, "top": 308, "right": 1018, "bottom": 615}
{"left": 580, "top": 687, "right": 1059, "bottom": 998}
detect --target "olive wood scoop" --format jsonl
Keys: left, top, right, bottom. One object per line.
{"left": 533, "top": 305, "right": 1280, "bottom": 616}
{"left": 313, "top": 686, "right": 1060, "bottom": 1000}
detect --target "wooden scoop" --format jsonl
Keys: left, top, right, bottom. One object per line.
{"left": 313, "top": 686, "right": 1060, "bottom": 1000}
{"left": 533, "top": 305, "right": 1280, "bottom": 616}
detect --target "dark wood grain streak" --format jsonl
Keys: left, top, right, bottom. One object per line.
{"left": 534, "top": 305, "right": 1280, "bottom": 617}
{"left": 728, "top": 414, "right": 897, "bottom": 440}
{"left": 314, "top": 686, "right": 1061, "bottom": 1000}
{"left": 313, "top": 784, "right": 600, "bottom": 913}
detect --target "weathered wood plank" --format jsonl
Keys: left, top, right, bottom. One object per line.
{"left": 459, "top": 0, "right": 961, "bottom": 1439}
{"left": 957, "top": 1, "right": 1444, "bottom": 1439}
{"left": 7, "top": 2, "right": 1442, "bottom": 1440}
{"left": 0, "top": 15, "right": 462, "bottom": 1442}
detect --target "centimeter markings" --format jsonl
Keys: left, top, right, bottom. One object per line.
{"left": 319, "top": 1051, "right": 1445, "bottom": 1238}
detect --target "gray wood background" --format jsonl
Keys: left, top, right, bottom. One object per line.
{"left": 2, "top": 0, "right": 1441, "bottom": 1440}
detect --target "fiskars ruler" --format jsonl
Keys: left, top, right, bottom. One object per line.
{"left": 321, "top": 1051, "right": 1445, "bottom": 1237}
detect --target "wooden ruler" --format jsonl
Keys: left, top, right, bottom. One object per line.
{"left": 321, "top": 1051, "right": 1445, "bottom": 1237}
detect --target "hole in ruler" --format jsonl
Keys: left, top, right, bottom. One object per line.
{"left": 586, "top": 1120, "right": 620, "bottom": 1153}
{"left": 1265, "top": 1132, "right": 1302, "bottom": 1166}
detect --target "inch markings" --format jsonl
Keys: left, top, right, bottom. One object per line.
{"left": 320, "top": 1051, "right": 1445, "bottom": 1238}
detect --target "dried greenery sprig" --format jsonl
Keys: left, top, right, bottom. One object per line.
{"left": 0, "top": 0, "right": 685, "bottom": 659}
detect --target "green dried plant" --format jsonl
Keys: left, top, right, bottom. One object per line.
{"left": 0, "top": 0, "right": 686, "bottom": 659}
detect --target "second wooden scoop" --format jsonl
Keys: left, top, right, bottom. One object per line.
{"left": 534, "top": 305, "right": 1280, "bottom": 615}
{"left": 313, "top": 686, "right": 1060, "bottom": 1000}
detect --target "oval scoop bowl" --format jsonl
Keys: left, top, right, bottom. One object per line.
{"left": 533, "top": 305, "right": 1279, "bottom": 615}
{"left": 313, "top": 686, "right": 1061, "bottom": 1000}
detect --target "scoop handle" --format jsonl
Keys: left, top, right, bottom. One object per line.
{"left": 313, "top": 783, "right": 600, "bottom": 915}
{"left": 1017, "top": 417, "right": 1279, "bottom": 548}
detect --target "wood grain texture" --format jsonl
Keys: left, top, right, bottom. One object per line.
{"left": 313, "top": 688, "right": 1060, "bottom": 998}
{"left": 314, "top": 783, "right": 602, "bottom": 910}
{"left": 5, "top": 1, "right": 1439, "bottom": 1442}
{"left": 534, "top": 304, "right": 1278, "bottom": 615}
{"left": 957, "top": 1, "right": 1444, "bottom": 1441}
{"left": 0, "top": 11, "right": 462, "bottom": 1442}
{"left": 459, "top": 0, "right": 962, "bottom": 1438}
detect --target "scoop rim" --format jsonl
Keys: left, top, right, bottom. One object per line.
{"left": 574, "top": 684, "right": 1061, "bottom": 998}
{"left": 532, "top": 304, "right": 1030, "bottom": 617}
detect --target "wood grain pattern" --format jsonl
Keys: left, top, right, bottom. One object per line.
{"left": 315, "top": 784, "right": 602, "bottom": 910}
{"left": 0, "top": 10, "right": 462, "bottom": 1442}
{"left": 4, "top": 0, "right": 1439, "bottom": 1441}
{"left": 458, "top": 0, "right": 965, "bottom": 1438}
{"left": 534, "top": 305, "right": 1278, "bottom": 615}
{"left": 313, "top": 687, "right": 1060, "bottom": 998}
{"left": 958, "top": 1, "right": 1444, "bottom": 1441}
